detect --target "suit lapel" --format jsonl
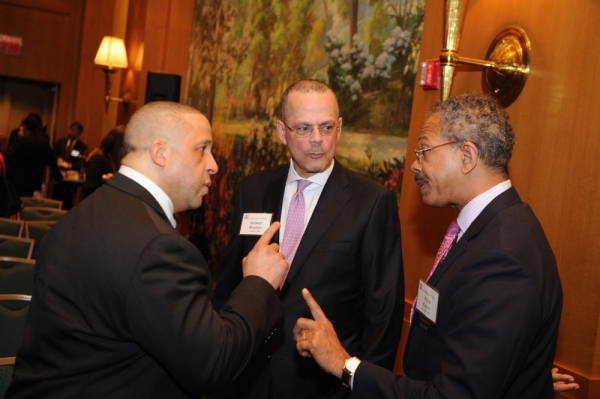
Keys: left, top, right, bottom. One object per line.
{"left": 262, "top": 165, "right": 288, "bottom": 243}
{"left": 282, "top": 161, "right": 351, "bottom": 292}
{"left": 428, "top": 187, "right": 522, "bottom": 286}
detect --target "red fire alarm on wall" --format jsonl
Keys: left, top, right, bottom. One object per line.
{"left": 419, "top": 59, "right": 441, "bottom": 90}
{"left": 0, "top": 34, "right": 22, "bottom": 56}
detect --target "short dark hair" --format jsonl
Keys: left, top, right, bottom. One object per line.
{"left": 428, "top": 92, "right": 514, "bottom": 173}
{"left": 22, "top": 113, "right": 42, "bottom": 133}
{"left": 279, "top": 79, "right": 339, "bottom": 121}
{"left": 70, "top": 121, "right": 84, "bottom": 133}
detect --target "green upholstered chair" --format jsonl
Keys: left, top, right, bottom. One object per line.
{"left": 24, "top": 221, "right": 56, "bottom": 260}
{"left": 0, "top": 236, "right": 33, "bottom": 259}
{"left": 18, "top": 207, "right": 67, "bottom": 222}
{"left": 0, "top": 262, "right": 34, "bottom": 297}
{"left": 0, "top": 218, "right": 24, "bottom": 237}
{"left": 20, "top": 197, "right": 63, "bottom": 209}
{"left": 0, "top": 257, "right": 34, "bottom": 269}
{"left": 0, "top": 294, "right": 30, "bottom": 398}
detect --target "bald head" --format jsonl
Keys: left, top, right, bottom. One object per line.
{"left": 124, "top": 101, "right": 206, "bottom": 152}
{"left": 280, "top": 79, "right": 339, "bottom": 122}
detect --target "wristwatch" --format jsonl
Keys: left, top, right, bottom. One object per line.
{"left": 341, "top": 356, "right": 361, "bottom": 388}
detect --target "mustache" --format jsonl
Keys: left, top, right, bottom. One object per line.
{"left": 414, "top": 174, "right": 428, "bottom": 185}
{"left": 305, "top": 146, "right": 324, "bottom": 154}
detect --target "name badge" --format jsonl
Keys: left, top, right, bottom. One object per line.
{"left": 239, "top": 213, "right": 273, "bottom": 236}
{"left": 71, "top": 149, "right": 80, "bottom": 157}
{"left": 416, "top": 280, "right": 439, "bottom": 323}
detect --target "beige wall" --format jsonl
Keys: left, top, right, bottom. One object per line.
{"left": 397, "top": 1, "right": 600, "bottom": 398}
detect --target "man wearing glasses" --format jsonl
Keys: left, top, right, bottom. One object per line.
{"left": 293, "top": 92, "right": 562, "bottom": 398}
{"left": 214, "top": 79, "right": 404, "bottom": 398}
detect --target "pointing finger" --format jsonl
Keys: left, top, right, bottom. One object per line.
{"left": 302, "top": 288, "right": 327, "bottom": 322}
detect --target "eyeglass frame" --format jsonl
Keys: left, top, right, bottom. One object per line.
{"left": 414, "top": 140, "right": 466, "bottom": 162}
{"left": 280, "top": 119, "right": 341, "bottom": 138}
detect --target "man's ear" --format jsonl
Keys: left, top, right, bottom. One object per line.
{"left": 461, "top": 141, "right": 479, "bottom": 174}
{"left": 149, "top": 140, "right": 169, "bottom": 167}
{"left": 276, "top": 120, "right": 288, "bottom": 145}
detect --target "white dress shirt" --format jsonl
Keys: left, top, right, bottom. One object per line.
{"left": 119, "top": 165, "right": 177, "bottom": 228}
{"left": 456, "top": 180, "right": 512, "bottom": 241}
{"left": 279, "top": 160, "right": 334, "bottom": 246}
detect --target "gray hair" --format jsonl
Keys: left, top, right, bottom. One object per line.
{"left": 428, "top": 92, "right": 514, "bottom": 173}
{"left": 279, "top": 79, "right": 339, "bottom": 121}
{"left": 124, "top": 101, "right": 202, "bottom": 152}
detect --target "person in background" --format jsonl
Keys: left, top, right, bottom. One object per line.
{"left": 82, "top": 125, "right": 126, "bottom": 198}
{"left": 53, "top": 121, "right": 88, "bottom": 171}
{"left": 5, "top": 114, "right": 60, "bottom": 197}
{"left": 52, "top": 121, "right": 89, "bottom": 209}
{"left": 293, "top": 92, "right": 562, "bottom": 398}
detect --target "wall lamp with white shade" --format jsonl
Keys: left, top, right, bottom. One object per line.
{"left": 94, "top": 36, "right": 131, "bottom": 112}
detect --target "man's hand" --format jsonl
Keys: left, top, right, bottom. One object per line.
{"left": 293, "top": 288, "right": 350, "bottom": 379}
{"left": 242, "top": 222, "right": 289, "bottom": 290}
{"left": 552, "top": 368, "right": 579, "bottom": 393}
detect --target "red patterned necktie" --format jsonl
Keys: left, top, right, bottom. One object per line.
{"left": 410, "top": 219, "right": 460, "bottom": 324}
{"left": 64, "top": 139, "right": 73, "bottom": 159}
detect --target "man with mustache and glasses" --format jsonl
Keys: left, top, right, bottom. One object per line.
{"left": 214, "top": 79, "right": 404, "bottom": 399}
{"left": 293, "top": 92, "right": 562, "bottom": 398}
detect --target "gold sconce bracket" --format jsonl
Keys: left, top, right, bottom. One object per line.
{"left": 441, "top": 26, "right": 530, "bottom": 107}
{"left": 440, "top": 26, "right": 530, "bottom": 107}
{"left": 481, "top": 27, "right": 530, "bottom": 107}
{"left": 439, "top": 0, "right": 530, "bottom": 107}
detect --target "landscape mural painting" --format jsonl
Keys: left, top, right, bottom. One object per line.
{"left": 185, "top": 0, "right": 427, "bottom": 273}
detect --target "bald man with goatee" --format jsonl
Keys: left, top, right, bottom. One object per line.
{"left": 6, "top": 101, "right": 289, "bottom": 399}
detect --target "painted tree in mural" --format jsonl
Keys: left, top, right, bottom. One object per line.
{"left": 186, "top": 0, "right": 425, "bottom": 272}
{"left": 326, "top": 0, "right": 424, "bottom": 133}
{"left": 187, "top": 0, "right": 248, "bottom": 123}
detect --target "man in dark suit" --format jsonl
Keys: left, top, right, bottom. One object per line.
{"left": 7, "top": 102, "right": 289, "bottom": 398}
{"left": 52, "top": 121, "right": 89, "bottom": 209}
{"left": 5, "top": 114, "right": 61, "bottom": 196}
{"left": 213, "top": 79, "right": 404, "bottom": 398}
{"left": 294, "top": 92, "right": 563, "bottom": 398}
{"left": 53, "top": 121, "right": 88, "bottom": 171}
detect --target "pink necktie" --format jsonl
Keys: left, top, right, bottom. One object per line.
{"left": 410, "top": 219, "right": 460, "bottom": 324}
{"left": 280, "top": 179, "right": 312, "bottom": 266}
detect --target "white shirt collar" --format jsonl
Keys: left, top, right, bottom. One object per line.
{"left": 118, "top": 165, "right": 177, "bottom": 228}
{"left": 456, "top": 179, "right": 512, "bottom": 240}
{"left": 286, "top": 159, "right": 334, "bottom": 187}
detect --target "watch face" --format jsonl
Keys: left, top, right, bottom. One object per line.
{"left": 345, "top": 357, "right": 361, "bottom": 372}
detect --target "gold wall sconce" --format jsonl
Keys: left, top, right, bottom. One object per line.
{"left": 94, "top": 36, "right": 130, "bottom": 112}
{"left": 441, "top": 0, "right": 531, "bottom": 107}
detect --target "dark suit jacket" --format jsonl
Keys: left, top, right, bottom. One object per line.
{"left": 54, "top": 137, "right": 88, "bottom": 170}
{"left": 214, "top": 160, "right": 404, "bottom": 398}
{"left": 7, "top": 173, "right": 284, "bottom": 399}
{"left": 5, "top": 132, "right": 61, "bottom": 196}
{"left": 351, "top": 187, "right": 562, "bottom": 399}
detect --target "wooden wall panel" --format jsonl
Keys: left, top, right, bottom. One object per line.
{"left": 397, "top": 1, "right": 600, "bottom": 397}
{"left": 0, "top": 0, "right": 84, "bottom": 143}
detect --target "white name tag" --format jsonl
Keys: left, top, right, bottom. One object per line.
{"left": 416, "top": 280, "right": 439, "bottom": 323}
{"left": 239, "top": 213, "right": 273, "bottom": 236}
{"left": 71, "top": 149, "right": 80, "bottom": 157}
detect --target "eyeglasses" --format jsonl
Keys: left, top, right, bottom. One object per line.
{"left": 414, "top": 140, "right": 464, "bottom": 162}
{"left": 281, "top": 120, "right": 340, "bottom": 137}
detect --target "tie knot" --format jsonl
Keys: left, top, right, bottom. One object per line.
{"left": 296, "top": 179, "right": 311, "bottom": 193}
{"left": 446, "top": 219, "right": 460, "bottom": 238}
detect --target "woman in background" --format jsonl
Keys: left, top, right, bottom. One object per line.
{"left": 82, "top": 126, "right": 125, "bottom": 198}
